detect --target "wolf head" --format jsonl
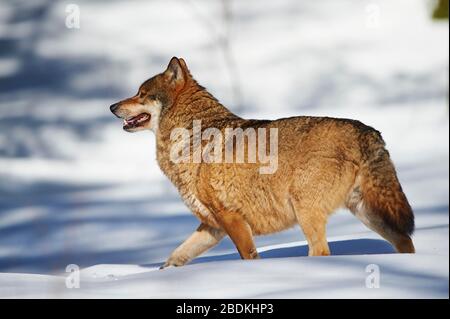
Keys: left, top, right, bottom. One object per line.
{"left": 110, "top": 57, "right": 188, "bottom": 132}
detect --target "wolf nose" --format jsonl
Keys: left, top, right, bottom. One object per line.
{"left": 110, "top": 103, "right": 120, "bottom": 113}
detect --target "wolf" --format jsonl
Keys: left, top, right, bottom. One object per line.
{"left": 110, "top": 57, "right": 415, "bottom": 268}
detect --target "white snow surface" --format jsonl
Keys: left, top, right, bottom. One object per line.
{"left": 0, "top": 0, "right": 448, "bottom": 298}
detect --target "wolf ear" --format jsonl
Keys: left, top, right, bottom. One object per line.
{"left": 164, "top": 57, "right": 185, "bottom": 88}
{"left": 178, "top": 58, "right": 188, "bottom": 70}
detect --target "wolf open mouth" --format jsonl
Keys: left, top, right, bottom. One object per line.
{"left": 123, "top": 113, "right": 151, "bottom": 130}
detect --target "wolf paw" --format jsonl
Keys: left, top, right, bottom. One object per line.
{"left": 159, "top": 255, "right": 188, "bottom": 270}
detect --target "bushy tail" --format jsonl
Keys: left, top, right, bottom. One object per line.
{"left": 350, "top": 130, "right": 415, "bottom": 253}
{"left": 361, "top": 149, "right": 415, "bottom": 236}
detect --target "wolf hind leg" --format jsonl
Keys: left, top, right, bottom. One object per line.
{"left": 289, "top": 157, "right": 360, "bottom": 256}
{"left": 289, "top": 199, "right": 330, "bottom": 256}
{"left": 299, "top": 211, "right": 330, "bottom": 256}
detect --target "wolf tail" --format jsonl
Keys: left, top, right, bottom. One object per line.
{"left": 347, "top": 130, "right": 415, "bottom": 253}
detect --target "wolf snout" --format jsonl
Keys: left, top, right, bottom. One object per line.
{"left": 110, "top": 102, "right": 120, "bottom": 116}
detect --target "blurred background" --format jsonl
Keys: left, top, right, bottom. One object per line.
{"left": 0, "top": 0, "right": 448, "bottom": 274}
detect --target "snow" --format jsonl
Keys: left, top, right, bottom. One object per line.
{"left": 2, "top": 228, "right": 448, "bottom": 298}
{"left": 0, "top": 0, "right": 448, "bottom": 298}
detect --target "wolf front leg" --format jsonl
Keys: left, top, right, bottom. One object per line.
{"left": 216, "top": 211, "right": 259, "bottom": 260}
{"left": 161, "top": 223, "right": 225, "bottom": 269}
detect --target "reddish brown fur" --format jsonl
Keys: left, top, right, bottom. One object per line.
{"left": 110, "top": 57, "right": 415, "bottom": 267}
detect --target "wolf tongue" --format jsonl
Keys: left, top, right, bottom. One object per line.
{"left": 137, "top": 114, "right": 148, "bottom": 122}
{"left": 125, "top": 114, "right": 148, "bottom": 127}
{"left": 126, "top": 117, "right": 137, "bottom": 125}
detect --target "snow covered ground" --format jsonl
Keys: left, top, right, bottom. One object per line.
{"left": 0, "top": 0, "right": 448, "bottom": 298}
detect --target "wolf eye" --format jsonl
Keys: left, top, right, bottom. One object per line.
{"left": 148, "top": 95, "right": 157, "bottom": 100}
{"left": 138, "top": 91, "right": 146, "bottom": 98}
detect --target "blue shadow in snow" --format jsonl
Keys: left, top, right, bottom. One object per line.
{"left": 146, "top": 238, "right": 397, "bottom": 268}
{"left": 193, "top": 238, "right": 396, "bottom": 264}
